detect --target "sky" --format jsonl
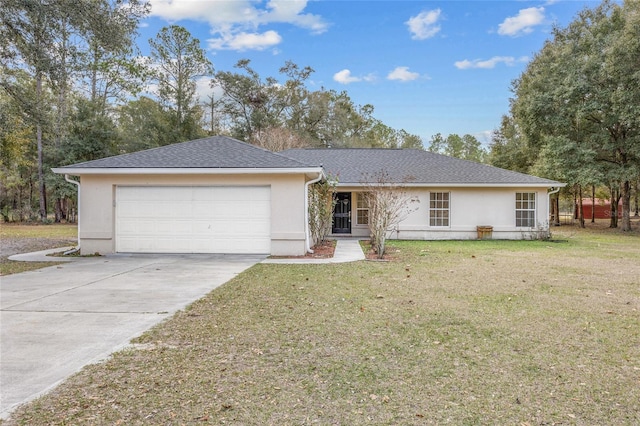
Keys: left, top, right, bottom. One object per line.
{"left": 135, "top": 0, "right": 602, "bottom": 146}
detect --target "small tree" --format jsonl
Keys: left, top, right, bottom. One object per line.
{"left": 308, "top": 176, "right": 337, "bottom": 247}
{"left": 363, "top": 171, "right": 420, "bottom": 259}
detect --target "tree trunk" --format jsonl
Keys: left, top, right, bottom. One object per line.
{"left": 621, "top": 180, "right": 631, "bottom": 232}
{"left": 634, "top": 177, "right": 639, "bottom": 217}
{"left": 609, "top": 186, "right": 619, "bottom": 228}
{"left": 578, "top": 185, "right": 585, "bottom": 228}
{"left": 554, "top": 195, "right": 560, "bottom": 226}
{"left": 591, "top": 185, "right": 595, "bottom": 223}
{"left": 54, "top": 198, "right": 62, "bottom": 223}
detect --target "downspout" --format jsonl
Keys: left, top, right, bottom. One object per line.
{"left": 548, "top": 186, "right": 561, "bottom": 229}
{"left": 64, "top": 174, "right": 80, "bottom": 255}
{"left": 304, "top": 169, "right": 325, "bottom": 254}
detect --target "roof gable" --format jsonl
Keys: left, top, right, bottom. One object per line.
{"left": 281, "top": 148, "right": 561, "bottom": 186}
{"left": 61, "top": 136, "right": 312, "bottom": 169}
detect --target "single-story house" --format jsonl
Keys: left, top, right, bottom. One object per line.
{"left": 53, "top": 136, "right": 564, "bottom": 256}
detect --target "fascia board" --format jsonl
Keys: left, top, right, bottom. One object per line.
{"left": 334, "top": 182, "right": 566, "bottom": 188}
{"left": 52, "top": 167, "right": 324, "bottom": 176}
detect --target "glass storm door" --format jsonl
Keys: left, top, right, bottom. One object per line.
{"left": 332, "top": 192, "right": 351, "bottom": 234}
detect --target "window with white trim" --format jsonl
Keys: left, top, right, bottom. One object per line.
{"left": 429, "top": 192, "right": 450, "bottom": 227}
{"left": 356, "top": 193, "right": 369, "bottom": 225}
{"left": 516, "top": 192, "right": 536, "bottom": 227}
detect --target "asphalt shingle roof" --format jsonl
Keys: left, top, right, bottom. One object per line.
{"left": 59, "top": 137, "right": 560, "bottom": 186}
{"left": 61, "top": 136, "right": 312, "bottom": 169}
{"left": 281, "top": 148, "right": 561, "bottom": 186}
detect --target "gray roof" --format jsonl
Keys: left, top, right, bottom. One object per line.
{"left": 57, "top": 137, "right": 561, "bottom": 186}
{"left": 60, "top": 136, "right": 312, "bottom": 169}
{"left": 281, "top": 148, "right": 561, "bottom": 186}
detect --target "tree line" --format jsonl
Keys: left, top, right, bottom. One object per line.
{"left": 1, "top": 2, "right": 422, "bottom": 223}
{"left": 2, "top": 0, "right": 638, "bottom": 231}
{"left": 488, "top": 0, "right": 640, "bottom": 231}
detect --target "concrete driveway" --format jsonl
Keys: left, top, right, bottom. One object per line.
{"left": 0, "top": 253, "right": 264, "bottom": 419}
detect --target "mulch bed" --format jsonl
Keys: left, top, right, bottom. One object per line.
{"left": 268, "top": 239, "right": 336, "bottom": 259}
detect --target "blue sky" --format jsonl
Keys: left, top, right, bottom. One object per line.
{"left": 137, "top": 0, "right": 601, "bottom": 145}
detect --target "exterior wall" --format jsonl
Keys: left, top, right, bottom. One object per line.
{"left": 77, "top": 173, "right": 307, "bottom": 256}
{"left": 334, "top": 186, "right": 551, "bottom": 241}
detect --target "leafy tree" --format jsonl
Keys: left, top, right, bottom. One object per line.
{"left": 362, "top": 121, "right": 424, "bottom": 149}
{"left": 116, "top": 96, "right": 174, "bottom": 151}
{"left": 60, "top": 98, "right": 120, "bottom": 165}
{"left": 511, "top": 0, "right": 640, "bottom": 231}
{"left": 214, "top": 59, "right": 316, "bottom": 143}
{"left": 428, "top": 133, "right": 486, "bottom": 162}
{"left": 398, "top": 130, "right": 424, "bottom": 149}
{"left": 149, "top": 25, "right": 213, "bottom": 142}
{"left": 0, "top": 85, "right": 38, "bottom": 221}
{"left": 1, "top": 0, "right": 150, "bottom": 221}
{"left": 81, "top": 0, "right": 149, "bottom": 111}
{"left": 488, "top": 115, "right": 536, "bottom": 174}
{"left": 1, "top": 0, "right": 64, "bottom": 220}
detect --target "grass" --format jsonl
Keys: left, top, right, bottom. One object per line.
{"left": 0, "top": 223, "right": 77, "bottom": 275}
{"left": 5, "top": 220, "right": 640, "bottom": 425}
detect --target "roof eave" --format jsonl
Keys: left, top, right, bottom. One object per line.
{"left": 335, "top": 182, "right": 566, "bottom": 188}
{"left": 52, "top": 167, "right": 324, "bottom": 176}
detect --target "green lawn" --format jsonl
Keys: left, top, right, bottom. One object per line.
{"left": 5, "top": 222, "right": 640, "bottom": 425}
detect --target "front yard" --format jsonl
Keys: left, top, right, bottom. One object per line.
{"left": 0, "top": 223, "right": 77, "bottom": 276}
{"left": 5, "top": 221, "right": 640, "bottom": 425}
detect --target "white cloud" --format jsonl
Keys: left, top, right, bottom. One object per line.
{"left": 208, "top": 30, "right": 282, "bottom": 51}
{"left": 498, "top": 7, "right": 545, "bottom": 36}
{"left": 148, "top": 0, "right": 327, "bottom": 51}
{"left": 333, "top": 69, "right": 376, "bottom": 84}
{"left": 194, "top": 76, "right": 221, "bottom": 102}
{"left": 454, "top": 56, "right": 528, "bottom": 70}
{"left": 406, "top": 9, "right": 442, "bottom": 40}
{"left": 333, "top": 69, "right": 361, "bottom": 84}
{"left": 387, "top": 66, "right": 420, "bottom": 82}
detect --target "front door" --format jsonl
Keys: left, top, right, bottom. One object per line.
{"left": 332, "top": 192, "right": 351, "bottom": 234}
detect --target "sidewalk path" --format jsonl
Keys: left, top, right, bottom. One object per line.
{"left": 262, "top": 239, "right": 365, "bottom": 264}
{"left": 8, "top": 247, "right": 78, "bottom": 262}
{"left": 9, "top": 240, "right": 366, "bottom": 265}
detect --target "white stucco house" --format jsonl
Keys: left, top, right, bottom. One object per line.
{"left": 53, "top": 136, "right": 564, "bottom": 256}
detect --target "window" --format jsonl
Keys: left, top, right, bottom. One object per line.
{"left": 516, "top": 192, "right": 536, "bottom": 227}
{"left": 356, "top": 193, "right": 369, "bottom": 225}
{"left": 429, "top": 192, "right": 450, "bottom": 227}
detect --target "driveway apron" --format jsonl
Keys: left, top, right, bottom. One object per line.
{"left": 0, "top": 254, "right": 263, "bottom": 419}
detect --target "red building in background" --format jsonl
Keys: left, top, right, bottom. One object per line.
{"left": 575, "top": 198, "right": 623, "bottom": 219}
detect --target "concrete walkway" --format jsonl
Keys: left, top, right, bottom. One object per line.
{"left": 11, "top": 241, "right": 366, "bottom": 265}
{"left": 262, "top": 239, "right": 365, "bottom": 264}
{"left": 8, "top": 246, "right": 78, "bottom": 262}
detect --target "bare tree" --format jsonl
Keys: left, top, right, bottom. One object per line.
{"left": 251, "top": 127, "right": 310, "bottom": 152}
{"left": 362, "top": 171, "right": 420, "bottom": 259}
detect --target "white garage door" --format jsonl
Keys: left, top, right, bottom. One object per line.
{"left": 115, "top": 186, "right": 271, "bottom": 254}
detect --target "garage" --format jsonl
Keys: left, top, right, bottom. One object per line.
{"left": 115, "top": 186, "right": 271, "bottom": 254}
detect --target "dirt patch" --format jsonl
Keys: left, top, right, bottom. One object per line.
{"left": 0, "top": 237, "right": 75, "bottom": 259}
{"left": 362, "top": 241, "right": 399, "bottom": 261}
{"left": 0, "top": 223, "right": 77, "bottom": 275}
